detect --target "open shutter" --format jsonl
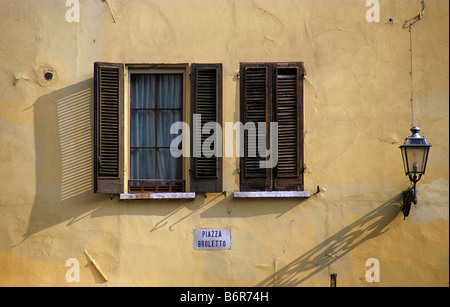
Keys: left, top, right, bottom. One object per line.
{"left": 273, "top": 63, "right": 304, "bottom": 191}
{"left": 190, "top": 64, "right": 223, "bottom": 193}
{"left": 239, "top": 63, "right": 272, "bottom": 191}
{"left": 94, "top": 62, "right": 124, "bottom": 194}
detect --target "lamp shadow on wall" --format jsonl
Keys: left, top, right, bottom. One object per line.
{"left": 256, "top": 193, "right": 402, "bottom": 286}
{"left": 23, "top": 78, "right": 102, "bottom": 240}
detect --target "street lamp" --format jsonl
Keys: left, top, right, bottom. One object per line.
{"left": 399, "top": 3, "right": 431, "bottom": 218}
{"left": 400, "top": 126, "right": 431, "bottom": 207}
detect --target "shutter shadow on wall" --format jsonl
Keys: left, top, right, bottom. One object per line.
{"left": 93, "top": 62, "right": 124, "bottom": 194}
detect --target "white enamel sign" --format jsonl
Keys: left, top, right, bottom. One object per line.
{"left": 194, "top": 228, "right": 231, "bottom": 250}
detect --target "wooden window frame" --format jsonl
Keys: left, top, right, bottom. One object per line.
{"left": 128, "top": 69, "right": 186, "bottom": 193}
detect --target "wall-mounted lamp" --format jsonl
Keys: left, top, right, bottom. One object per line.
{"left": 399, "top": 2, "right": 431, "bottom": 219}
{"left": 399, "top": 126, "right": 431, "bottom": 216}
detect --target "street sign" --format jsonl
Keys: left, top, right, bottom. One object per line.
{"left": 194, "top": 228, "right": 231, "bottom": 250}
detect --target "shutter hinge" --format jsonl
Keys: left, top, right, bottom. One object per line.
{"left": 237, "top": 72, "right": 240, "bottom": 79}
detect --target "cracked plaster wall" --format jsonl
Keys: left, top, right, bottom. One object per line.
{"left": 0, "top": 0, "right": 448, "bottom": 286}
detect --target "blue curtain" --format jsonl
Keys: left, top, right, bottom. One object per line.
{"left": 130, "top": 74, "right": 182, "bottom": 184}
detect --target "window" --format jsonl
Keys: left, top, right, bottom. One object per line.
{"left": 129, "top": 72, "right": 184, "bottom": 192}
{"left": 93, "top": 62, "right": 223, "bottom": 195}
{"left": 239, "top": 62, "right": 304, "bottom": 192}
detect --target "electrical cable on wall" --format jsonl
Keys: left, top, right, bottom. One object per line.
{"left": 404, "top": 0, "right": 425, "bottom": 127}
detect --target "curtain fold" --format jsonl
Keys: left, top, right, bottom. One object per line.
{"left": 130, "top": 73, "right": 182, "bottom": 185}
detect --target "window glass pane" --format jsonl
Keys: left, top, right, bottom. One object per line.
{"left": 130, "top": 148, "right": 156, "bottom": 181}
{"left": 131, "top": 74, "right": 156, "bottom": 108}
{"left": 159, "top": 74, "right": 182, "bottom": 109}
{"left": 157, "top": 148, "right": 182, "bottom": 183}
{"left": 157, "top": 110, "right": 182, "bottom": 147}
{"left": 130, "top": 110, "right": 155, "bottom": 147}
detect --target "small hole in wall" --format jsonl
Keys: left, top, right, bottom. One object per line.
{"left": 388, "top": 18, "right": 394, "bottom": 24}
{"left": 44, "top": 72, "right": 53, "bottom": 81}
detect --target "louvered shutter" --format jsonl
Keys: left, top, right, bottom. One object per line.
{"left": 190, "top": 64, "right": 223, "bottom": 193}
{"left": 94, "top": 62, "right": 124, "bottom": 194}
{"left": 273, "top": 63, "right": 304, "bottom": 191}
{"left": 239, "top": 63, "right": 272, "bottom": 191}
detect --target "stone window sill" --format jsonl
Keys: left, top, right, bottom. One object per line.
{"left": 233, "top": 191, "right": 310, "bottom": 198}
{"left": 120, "top": 192, "right": 196, "bottom": 200}
{"left": 120, "top": 191, "right": 310, "bottom": 200}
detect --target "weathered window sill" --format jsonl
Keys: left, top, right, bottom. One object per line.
{"left": 233, "top": 191, "right": 310, "bottom": 198}
{"left": 120, "top": 192, "right": 196, "bottom": 200}
{"left": 120, "top": 191, "right": 310, "bottom": 200}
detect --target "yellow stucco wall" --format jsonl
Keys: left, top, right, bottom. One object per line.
{"left": 0, "top": 0, "right": 448, "bottom": 287}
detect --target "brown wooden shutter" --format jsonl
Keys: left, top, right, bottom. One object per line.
{"left": 94, "top": 62, "right": 124, "bottom": 194}
{"left": 239, "top": 63, "right": 272, "bottom": 191}
{"left": 190, "top": 64, "right": 223, "bottom": 193}
{"left": 273, "top": 63, "right": 304, "bottom": 191}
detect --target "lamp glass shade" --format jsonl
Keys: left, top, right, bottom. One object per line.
{"left": 400, "top": 145, "right": 430, "bottom": 175}
{"left": 399, "top": 126, "right": 431, "bottom": 176}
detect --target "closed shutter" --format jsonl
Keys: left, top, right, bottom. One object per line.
{"left": 190, "top": 64, "right": 223, "bottom": 193}
{"left": 94, "top": 62, "right": 124, "bottom": 194}
{"left": 239, "top": 62, "right": 304, "bottom": 192}
{"left": 274, "top": 63, "right": 304, "bottom": 191}
{"left": 239, "top": 63, "right": 272, "bottom": 191}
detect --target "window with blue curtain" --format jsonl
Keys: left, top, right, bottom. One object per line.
{"left": 129, "top": 73, "right": 183, "bottom": 192}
